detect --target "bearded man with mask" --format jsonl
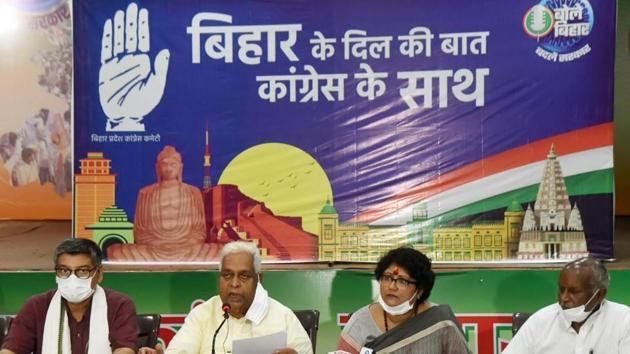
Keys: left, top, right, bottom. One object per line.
{"left": 336, "top": 247, "right": 469, "bottom": 354}
{"left": 0, "top": 239, "right": 138, "bottom": 354}
{"left": 504, "top": 257, "right": 630, "bottom": 354}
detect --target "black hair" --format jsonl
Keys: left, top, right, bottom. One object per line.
{"left": 53, "top": 238, "right": 103, "bottom": 267}
{"left": 21, "top": 148, "right": 34, "bottom": 162}
{"left": 8, "top": 132, "right": 17, "bottom": 145}
{"left": 375, "top": 247, "right": 435, "bottom": 304}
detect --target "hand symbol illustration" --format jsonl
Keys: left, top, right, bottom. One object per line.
{"left": 99, "top": 2, "right": 170, "bottom": 132}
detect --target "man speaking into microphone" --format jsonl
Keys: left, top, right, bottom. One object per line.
{"left": 165, "top": 241, "right": 312, "bottom": 354}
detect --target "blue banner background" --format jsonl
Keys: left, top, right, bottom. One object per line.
{"left": 74, "top": 0, "right": 615, "bottom": 260}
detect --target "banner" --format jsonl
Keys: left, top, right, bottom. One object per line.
{"left": 73, "top": 0, "right": 615, "bottom": 263}
{"left": 0, "top": 0, "right": 72, "bottom": 219}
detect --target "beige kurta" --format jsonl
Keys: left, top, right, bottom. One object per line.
{"left": 166, "top": 295, "right": 313, "bottom": 354}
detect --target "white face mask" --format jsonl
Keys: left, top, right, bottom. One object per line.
{"left": 559, "top": 289, "right": 600, "bottom": 323}
{"left": 245, "top": 281, "right": 269, "bottom": 325}
{"left": 56, "top": 274, "right": 96, "bottom": 304}
{"left": 377, "top": 291, "right": 418, "bottom": 316}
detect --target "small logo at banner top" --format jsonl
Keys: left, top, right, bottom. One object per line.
{"left": 523, "top": 5, "right": 554, "bottom": 38}
{"left": 99, "top": 2, "right": 170, "bottom": 132}
{"left": 359, "top": 348, "right": 374, "bottom": 354}
{"left": 524, "top": 0, "right": 594, "bottom": 63}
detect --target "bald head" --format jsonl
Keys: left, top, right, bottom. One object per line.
{"left": 562, "top": 257, "right": 610, "bottom": 291}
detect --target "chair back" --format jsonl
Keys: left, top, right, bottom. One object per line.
{"left": 0, "top": 316, "right": 12, "bottom": 345}
{"left": 293, "top": 309, "right": 320, "bottom": 353}
{"left": 512, "top": 312, "right": 531, "bottom": 336}
{"left": 136, "top": 314, "right": 161, "bottom": 348}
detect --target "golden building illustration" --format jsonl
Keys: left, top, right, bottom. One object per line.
{"left": 74, "top": 152, "right": 116, "bottom": 238}
{"left": 405, "top": 205, "right": 433, "bottom": 256}
{"left": 318, "top": 200, "right": 407, "bottom": 262}
{"left": 431, "top": 200, "right": 525, "bottom": 261}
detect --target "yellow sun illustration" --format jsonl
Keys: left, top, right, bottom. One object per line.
{"left": 218, "top": 143, "right": 333, "bottom": 235}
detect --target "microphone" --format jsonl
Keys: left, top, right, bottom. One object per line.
{"left": 211, "top": 303, "right": 231, "bottom": 354}
{"left": 222, "top": 303, "right": 231, "bottom": 319}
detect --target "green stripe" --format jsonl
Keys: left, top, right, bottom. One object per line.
{"left": 409, "top": 169, "right": 613, "bottom": 232}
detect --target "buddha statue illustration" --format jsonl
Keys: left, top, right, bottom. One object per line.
{"left": 108, "top": 145, "right": 221, "bottom": 261}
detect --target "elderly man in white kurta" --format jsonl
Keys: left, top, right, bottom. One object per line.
{"left": 165, "top": 241, "right": 313, "bottom": 354}
{"left": 504, "top": 257, "right": 630, "bottom": 354}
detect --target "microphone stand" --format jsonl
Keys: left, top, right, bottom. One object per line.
{"left": 211, "top": 306, "right": 230, "bottom": 354}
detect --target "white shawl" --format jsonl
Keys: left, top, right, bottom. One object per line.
{"left": 42, "top": 285, "right": 112, "bottom": 354}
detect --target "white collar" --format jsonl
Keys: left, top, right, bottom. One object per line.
{"left": 244, "top": 282, "right": 269, "bottom": 325}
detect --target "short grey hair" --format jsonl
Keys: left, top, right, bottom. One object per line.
{"left": 219, "top": 241, "right": 262, "bottom": 274}
{"left": 564, "top": 257, "right": 610, "bottom": 289}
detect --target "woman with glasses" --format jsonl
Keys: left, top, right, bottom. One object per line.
{"left": 336, "top": 247, "right": 469, "bottom": 354}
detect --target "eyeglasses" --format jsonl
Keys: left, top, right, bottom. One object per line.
{"left": 220, "top": 271, "right": 257, "bottom": 282}
{"left": 55, "top": 266, "right": 97, "bottom": 279}
{"left": 380, "top": 274, "right": 417, "bottom": 289}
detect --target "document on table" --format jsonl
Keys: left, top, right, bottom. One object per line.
{"left": 232, "top": 331, "right": 288, "bottom": 354}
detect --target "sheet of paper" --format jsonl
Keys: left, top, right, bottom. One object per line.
{"left": 232, "top": 331, "right": 288, "bottom": 354}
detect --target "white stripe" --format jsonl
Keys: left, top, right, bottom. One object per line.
{"left": 370, "top": 146, "right": 613, "bottom": 225}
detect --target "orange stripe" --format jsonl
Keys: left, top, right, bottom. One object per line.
{"left": 350, "top": 122, "right": 613, "bottom": 223}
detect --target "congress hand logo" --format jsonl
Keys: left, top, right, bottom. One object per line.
{"left": 99, "top": 2, "right": 170, "bottom": 132}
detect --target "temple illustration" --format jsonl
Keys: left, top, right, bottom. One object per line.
{"left": 517, "top": 145, "right": 589, "bottom": 259}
